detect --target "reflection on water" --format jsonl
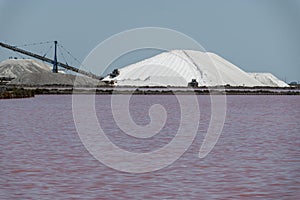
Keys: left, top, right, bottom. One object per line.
{"left": 1, "top": 95, "right": 299, "bottom": 199}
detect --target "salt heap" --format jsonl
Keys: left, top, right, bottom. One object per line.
{"left": 103, "top": 50, "right": 288, "bottom": 87}
{"left": 248, "top": 73, "right": 288, "bottom": 87}
{"left": 0, "top": 59, "right": 51, "bottom": 78}
{"left": 0, "top": 59, "right": 102, "bottom": 86}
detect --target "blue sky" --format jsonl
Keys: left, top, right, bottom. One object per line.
{"left": 0, "top": 0, "right": 299, "bottom": 82}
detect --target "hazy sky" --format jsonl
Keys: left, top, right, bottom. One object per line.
{"left": 0, "top": 0, "right": 299, "bottom": 82}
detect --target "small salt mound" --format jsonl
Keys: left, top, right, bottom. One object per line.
{"left": 0, "top": 59, "right": 104, "bottom": 86}
{"left": 9, "top": 72, "right": 101, "bottom": 86}
{"left": 0, "top": 59, "right": 51, "bottom": 78}
{"left": 248, "top": 73, "right": 289, "bottom": 87}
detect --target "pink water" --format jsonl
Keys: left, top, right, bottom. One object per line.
{"left": 1, "top": 95, "right": 299, "bottom": 199}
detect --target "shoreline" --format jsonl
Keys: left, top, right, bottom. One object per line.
{"left": 37, "top": 89, "right": 300, "bottom": 95}
{"left": 1, "top": 86, "right": 299, "bottom": 98}
{"left": 0, "top": 88, "right": 34, "bottom": 99}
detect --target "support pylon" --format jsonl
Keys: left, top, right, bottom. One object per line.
{"left": 53, "top": 41, "right": 58, "bottom": 73}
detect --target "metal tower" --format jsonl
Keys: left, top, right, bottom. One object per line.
{"left": 0, "top": 41, "right": 103, "bottom": 79}
{"left": 53, "top": 41, "right": 58, "bottom": 73}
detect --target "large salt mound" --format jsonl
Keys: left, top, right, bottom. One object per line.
{"left": 248, "top": 73, "right": 289, "bottom": 87}
{"left": 0, "top": 59, "right": 51, "bottom": 78}
{"left": 103, "top": 50, "right": 276, "bottom": 87}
